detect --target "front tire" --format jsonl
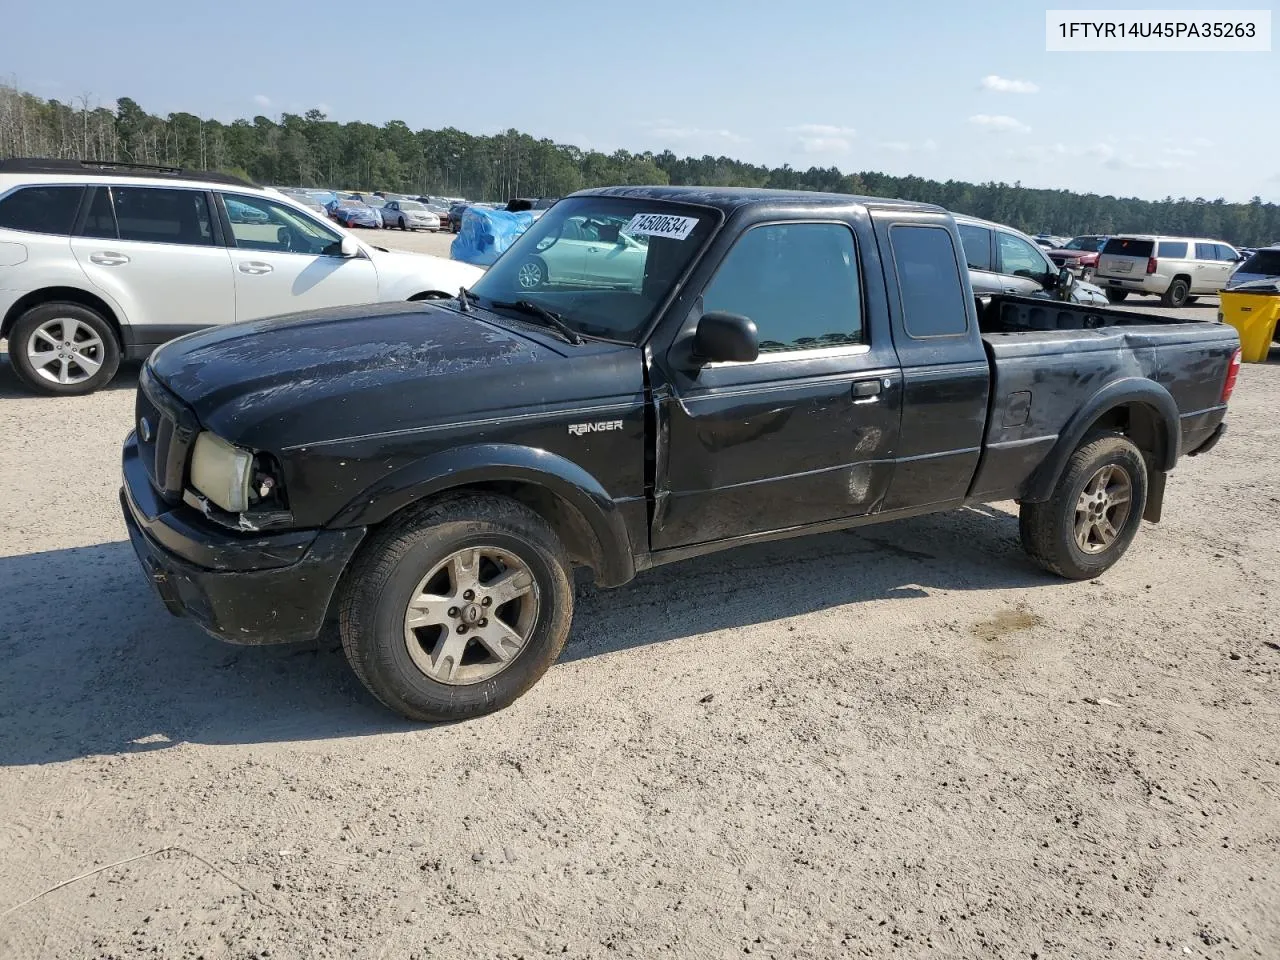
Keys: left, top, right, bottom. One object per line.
{"left": 9, "top": 302, "right": 121, "bottom": 396}
{"left": 1019, "top": 433, "right": 1148, "bottom": 580}
{"left": 339, "top": 495, "right": 574, "bottom": 722}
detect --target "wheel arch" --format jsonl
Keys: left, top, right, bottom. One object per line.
{"left": 1022, "top": 378, "right": 1180, "bottom": 505}
{"left": 328, "top": 443, "right": 636, "bottom": 587}
{"left": 2, "top": 286, "right": 123, "bottom": 343}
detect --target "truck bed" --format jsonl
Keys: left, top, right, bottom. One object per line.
{"left": 966, "top": 295, "right": 1238, "bottom": 503}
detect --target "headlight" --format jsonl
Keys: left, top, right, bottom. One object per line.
{"left": 190, "top": 432, "right": 253, "bottom": 513}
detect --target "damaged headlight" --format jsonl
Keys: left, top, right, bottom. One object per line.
{"left": 190, "top": 432, "right": 254, "bottom": 513}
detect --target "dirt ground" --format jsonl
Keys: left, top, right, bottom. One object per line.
{"left": 0, "top": 244, "right": 1277, "bottom": 959}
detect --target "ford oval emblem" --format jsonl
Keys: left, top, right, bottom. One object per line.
{"left": 139, "top": 417, "right": 153, "bottom": 442}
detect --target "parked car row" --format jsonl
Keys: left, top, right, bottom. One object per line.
{"left": 0, "top": 158, "right": 483, "bottom": 395}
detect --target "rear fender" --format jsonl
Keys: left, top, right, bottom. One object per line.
{"left": 1022, "top": 377, "right": 1180, "bottom": 504}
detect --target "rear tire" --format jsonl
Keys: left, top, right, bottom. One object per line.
{"left": 1105, "top": 289, "right": 1129, "bottom": 304}
{"left": 9, "top": 301, "right": 121, "bottom": 396}
{"left": 339, "top": 495, "right": 574, "bottom": 722}
{"left": 1019, "top": 432, "right": 1148, "bottom": 580}
{"left": 1161, "top": 277, "right": 1190, "bottom": 308}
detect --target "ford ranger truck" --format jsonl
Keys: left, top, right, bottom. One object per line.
{"left": 120, "top": 186, "right": 1241, "bottom": 722}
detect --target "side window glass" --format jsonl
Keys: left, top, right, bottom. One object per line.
{"left": 889, "top": 224, "right": 969, "bottom": 338}
{"left": 1157, "top": 241, "right": 1188, "bottom": 258}
{"left": 958, "top": 224, "right": 992, "bottom": 271}
{"left": 1194, "top": 242, "right": 1216, "bottom": 260}
{"left": 701, "top": 223, "right": 863, "bottom": 354}
{"left": 113, "top": 188, "right": 214, "bottom": 246}
{"left": 1215, "top": 244, "right": 1237, "bottom": 261}
{"left": 81, "top": 187, "right": 118, "bottom": 239}
{"left": 0, "top": 185, "right": 84, "bottom": 235}
{"left": 997, "top": 232, "right": 1049, "bottom": 281}
{"left": 222, "top": 193, "right": 344, "bottom": 255}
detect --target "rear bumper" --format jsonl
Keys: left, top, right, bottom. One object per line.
{"left": 1186, "top": 420, "right": 1226, "bottom": 457}
{"left": 120, "top": 434, "right": 365, "bottom": 645}
{"left": 1098, "top": 276, "right": 1161, "bottom": 293}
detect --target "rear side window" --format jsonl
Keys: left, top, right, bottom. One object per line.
{"left": 113, "top": 187, "right": 215, "bottom": 246}
{"left": 889, "top": 224, "right": 969, "bottom": 339}
{"left": 701, "top": 222, "right": 863, "bottom": 353}
{"left": 1194, "top": 242, "right": 1217, "bottom": 260}
{"left": 1103, "top": 238, "right": 1153, "bottom": 258}
{"left": 0, "top": 185, "right": 84, "bottom": 235}
{"left": 1157, "top": 241, "right": 1188, "bottom": 258}
{"left": 1238, "top": 250, "right": 1280, "bottom": 276}
{"left": 957, "top": 224, "right": 992, "bottom": 271}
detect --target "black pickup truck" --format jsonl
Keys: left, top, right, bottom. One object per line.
{"left": 120, "top": 186, "right": 1241, "bottom": 722}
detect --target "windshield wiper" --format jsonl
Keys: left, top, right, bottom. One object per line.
{"left": 489, "top": 299, "right": 583, "bottom": 345}
{"left": 457, "top": 286, "right": 474, "bottom": 313}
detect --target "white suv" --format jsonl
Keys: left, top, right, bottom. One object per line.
{"left": 0, "top": 159, "right": 484, "bottom": 395}
{"left": 1094, "top": 235, "right": 1242, "bottom": 307}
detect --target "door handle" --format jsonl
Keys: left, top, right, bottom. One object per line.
{"left": 238, "top": 261, "right": 274, "bottom": 275}
{"left": 89, "top": 252, "right": 129, "bottom": 266}
{"left": 852, "top": 379, "right": 882, "bottom": 401}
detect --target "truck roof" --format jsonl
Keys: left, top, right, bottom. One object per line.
{"left": 573, "top": 184, "right": 945, "bottom": 216}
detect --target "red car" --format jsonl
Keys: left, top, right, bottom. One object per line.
{"left": 1047, "top": 235, "right": 1110, "bottom": 282}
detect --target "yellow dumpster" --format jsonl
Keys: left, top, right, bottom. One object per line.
{"left": 1219, "top": 289, "right": 1280, "bottom": 363}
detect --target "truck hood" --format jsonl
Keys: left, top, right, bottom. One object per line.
{"left": 146, "top": 301, "right": 635, "bottom": 449}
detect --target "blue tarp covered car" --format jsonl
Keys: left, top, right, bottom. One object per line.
{"left": 450, "top": 206, "right": 534, "bottom": 266}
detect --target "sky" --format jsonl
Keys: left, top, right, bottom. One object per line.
{"left": 3, "top": 0, "right": 1277, "bottom": 202}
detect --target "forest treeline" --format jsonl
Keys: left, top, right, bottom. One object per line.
{"left": 1, "top": 84, "right": 1276, "bottom": 245}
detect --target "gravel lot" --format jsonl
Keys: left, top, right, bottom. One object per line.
{"left": 1, "top": 236, "right": 1277, "bottom": 959}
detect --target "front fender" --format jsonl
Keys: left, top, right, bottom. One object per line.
{"left": 330, "top": 443, "right": 636, "bottom": 586}
{"left": 1022, "top": 377, "right": 1180, "bottom": 503}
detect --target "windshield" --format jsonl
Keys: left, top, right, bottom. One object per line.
{"left": 1066, "top": 236, "right": 1106, "bottom": 251}
{"left": 400, "top": 200, "right": 426, "bottom": 211}
{"left": 469, "top": 196, "right": 718, "bottom": 343}
{"left": 1236, "top": 250, "right": 1280, "bottom": 277}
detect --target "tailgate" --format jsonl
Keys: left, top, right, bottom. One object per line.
{"left": 1097, "top": 238, "right": 1153, "bottom": 277}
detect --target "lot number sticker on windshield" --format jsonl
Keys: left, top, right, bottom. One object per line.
{"left": 623, "top": 213, "right": 699, "bottom": 241}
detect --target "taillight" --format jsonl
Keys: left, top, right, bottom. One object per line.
{"left": 1221, "top": 347, "right": 1242, "bottom": 403}
{"left": 1146, "top": 257, "right": 1158, "bottom": 275}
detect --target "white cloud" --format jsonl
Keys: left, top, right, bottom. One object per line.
{"left": 968, "top": 114, "right": 1031, "bottom": 133}
{"left": 1105, "top": 155, "right": 1187, "bottom": 172}
{"left": 1163, "top": 146, "right": 1196, "bottom": 158}
{"left": 650, "top": 124, "right": 748, "bottom": 144}
{"left": 980, "top": 75, "right": 1039, "bottom": 94}
{"left": 252, "top": 94, "right": 271, "bottom": 108}
{"left": 875, "top": 138, "right": 939, "bottom": 153}
{"left": 788, "top": 123, "right": 856, "bottom": 154}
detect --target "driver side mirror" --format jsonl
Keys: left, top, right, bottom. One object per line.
{"left": 339, "top": 235, "right": 360, "bottom": 258}
{"left": 1055, "top": 265, "right": 1076, "bottom": 296}
{"left": 694, "top": 311, "right": 759, "bottom": 363}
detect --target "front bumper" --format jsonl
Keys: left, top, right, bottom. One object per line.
{"left": 120, "top": 434, "right": 365, "bottom": 645}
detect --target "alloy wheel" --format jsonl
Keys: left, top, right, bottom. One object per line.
{"left": 1074, "top": 464, "right": 1133, "bottom": 554}
{"left": 402, "top": 546, "right": 540, "bottom": 685}
{"left": 25, "top": 317, "right": 105, "bottom": 386}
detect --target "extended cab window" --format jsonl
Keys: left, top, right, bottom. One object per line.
{"left": 889, "top": 224, "right": 969, "bottom": 338}
{"left": 702, "top": 223, "right": 863, "bottom": 353}
{"left": 113, "top": 187, "right": 215, "bottom": 246}
{"left": 0, "top": 185, "right": 84, "bottom": 235}
{"left": 221, "top": 193, "right": 344, "bottom": 255}
{"left": 958, "top": 224, "right": 992, "bottom": 271}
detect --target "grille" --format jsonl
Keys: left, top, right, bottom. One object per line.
{"left": 136, "top": 364, "right": 199, "bottom": 503}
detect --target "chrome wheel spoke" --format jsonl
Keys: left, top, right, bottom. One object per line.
{"left": 29, "top": 349, "right": 59, "bottom": 369}
{"left": 426, "top": 630, "right": 469, "bottom": 682}
{"left": 34, "top": 329, "right": 60, "bottom": 349}
{"left": 73, "top": 351, "right": 102, "bottom": 375}
{"left": 449, "top": 548, "right": 481, "bottom": 594}
{"left": 473, "top": 618, "right": 524, "bottom": 662}
{"left": 405, "top": 592, "right": 453, "bottom": 629}
{"left": 58, "top": 358, "right": 71, "bottom": 384}
{"left": 484, "top": 567, "right": 534, "bottom": 607}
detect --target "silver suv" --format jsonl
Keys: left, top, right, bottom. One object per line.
{"left": 1095, "top": 235, "right": 1242, "bottom": 307}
